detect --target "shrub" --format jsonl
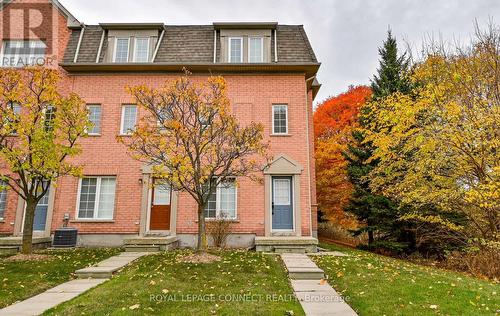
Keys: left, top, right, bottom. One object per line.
{"left": 206, "top": 215, "right": 233, "bottom": 248}
{"left": 318, "top": 222, "right": 367, "bottom": 246}
{"left": 442, "top": 246, "right": 500, "bottom": 280}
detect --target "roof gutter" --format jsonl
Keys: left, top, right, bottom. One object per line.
{"left": 60, "top": 62, "right": 321, "bottom": 77}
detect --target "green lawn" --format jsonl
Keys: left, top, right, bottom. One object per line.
{"left": 45, "top": 250, "right": 304, "bottom": 316}
{"left": 313, "top": 242, "right": 499, "bottom": 316}
{"left": 0, "top": 248, "right": 120, "bottom": 308}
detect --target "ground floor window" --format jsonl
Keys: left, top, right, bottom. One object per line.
{"left": 77, "top": 176, "right": 116, "bottom": 219}
{"left": 204, "top": 178, "right": 237, "bottom": 219}
{"left": 0, "top": 180, "right": 6, "bottom": 219}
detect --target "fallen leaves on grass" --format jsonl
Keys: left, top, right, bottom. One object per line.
{"left": 3, "top": 254, "right": 53, "bottom": 262}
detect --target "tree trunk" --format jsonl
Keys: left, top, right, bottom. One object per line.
{"left": 197, "top": 204, "right": 207, "bottom": 252}
{"left": 21, "top": 198, "right": 36, "bottom": 254}
{"left": 368, "top": 230, "right": 374, "bottom": 245}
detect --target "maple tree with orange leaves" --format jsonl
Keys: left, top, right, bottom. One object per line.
{"left": 314, "top": 86, "right": 371, "bottom": 227}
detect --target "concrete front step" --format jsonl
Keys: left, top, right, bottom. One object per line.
{"left": 287, "top": 267, "right": 325, "bottom": 280}
{"left": 75, "top": 266, "right": 121, "bottom": 279}
{"left": 0, "top": 246, "right": 19, "bottom": 255}
{"left": 0, "top": 236, "right": 52, "bottom": 252}
{"left": 124, "top": 236, "right": 178, "bottom": 251}
{"left": 124, "top": 245, "right": 160, "bottom": 252}
{"left": 273, "top": 246, "right": 306, "bottom": 254}
{"left": 75, "top": 252, "right": 148, "bottom": 279}
{"left": 255, "top": 236, "right": 318, "bottom": 253}
{"left": 281, "top": 253, "right": 325, "bottom": 280}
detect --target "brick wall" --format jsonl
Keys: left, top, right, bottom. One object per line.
{"left": 0, "top": 0, "right": 318, "bottom": 238}
{"left": 55, "top": 73, "right": 314, "bottom": 237}
{"left": 0, "top": 0, "right": 72, "bottom": 235}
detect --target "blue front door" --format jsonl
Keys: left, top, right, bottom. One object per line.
{"left": 272, "top": 176, "right": 293, "bottom": 230}
{"left": 33, "top": 189, "right": 49, "bottom": 231}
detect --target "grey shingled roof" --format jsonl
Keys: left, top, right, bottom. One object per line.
{"left": 63, "top": 24, "right": 318, "bottom": 64}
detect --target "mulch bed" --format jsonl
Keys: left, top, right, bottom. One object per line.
{"left": 177, "top": 253, "right": 221, "bottom": 263}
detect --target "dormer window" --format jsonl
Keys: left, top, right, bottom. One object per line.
{"left": 133, "top": 38, "right": 150, "bottom": 62}
{"left": 113, "top": 38, "right": 130, "bottom": 62}
{"left": 228, "top": 37, "right": 243, "bottom": 63}
{"left": 248, "top": 37, "right": 263, "bottom": 63}
{"left": 215, "top": 23, "right": 275, "bottom": 64}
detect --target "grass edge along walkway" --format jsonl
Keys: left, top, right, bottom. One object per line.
{"left": 44, "top": 250, "right": 306, "bottom": 316}
{"left": 0, "top": 248, "right": 120, "bottom": 309}
{"left": 312, "top": 242, "right": 499, "bottom": 316}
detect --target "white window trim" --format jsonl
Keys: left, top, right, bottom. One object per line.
{"left": 120, "top": 105, "right": 137, "bottom": 135}
{"left": 248, "top": 37, "right": 264, "bottom": 63}
{"left": 205, "top": 178, "right": 238, "bottom": 220}
{"left": 228, "top": 37, "right": 243, "bottom": 63}
{"left": 86, "top": 104, "right": 101, "bottom": 136}
{"left": 113, "top": 37, "right": 130, "bottom": 63}
{"left": 133, "top": 37, "right": 150, "bottom": 62}
{"left": 75, "top": 176, "right": 116, "bottom": 220}
{"left": 272, "top": 104, "right": 289, "bottom": 135}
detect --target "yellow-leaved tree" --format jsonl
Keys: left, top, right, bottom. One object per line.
{"left": 364, "top": 25, "right": 499, "bottom": 251}
{"left": 123, "top": 73, "right": 268, "bottom": 252}
{"left": 0, "top": 67, "right": 90, "bottom": 254}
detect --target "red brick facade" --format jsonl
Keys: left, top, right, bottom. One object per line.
{"left": 0, "top": 1, "right": 318, "bottom": 246}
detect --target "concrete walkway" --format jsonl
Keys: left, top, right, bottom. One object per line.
{"left": 0, "top": 279, "right": 106, "bottom": 316}
{"left": 281, "top": 253, "right": 357, "bottom": 316}
{"left": 0, "top": 252, "right": 148, "bottom": 316}
{"left": 75, "top": 252, "right": 148, "bottom": 278}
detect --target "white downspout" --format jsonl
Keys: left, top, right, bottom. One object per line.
{"left": 152, "top": 28, "right": 165, "bottom": 62}
{"left": 213, "top": 29, "right": 217, "bottom": 63}
{"left": 73, "top": 25, "right": 85, "bottom": 63}
{"left": 305, "top": 75, "right": 315, "bottom": 237}
{"left": 274, "top": 29, "right": 278, "bottom": 62}
{"left": 95, "top": 29, "right": 105, "bottom": 63}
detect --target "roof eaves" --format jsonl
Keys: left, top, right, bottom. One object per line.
{"left": 213, "top": 22, "right": 278, "bottom": 30}
{"left": 99, "top": 23, "right": 165, "bottom": 30}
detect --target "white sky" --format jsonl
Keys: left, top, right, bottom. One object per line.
{"left": 60, "top": 0, "right": 499, "bottom": 104}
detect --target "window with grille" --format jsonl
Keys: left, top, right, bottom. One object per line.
{"left": 204, "top": 178, "right": 237, "bottom": 219}
{"left": 120, "top": 105, "right": 137, "bottom": 134}
{"left": 272, "top": 104, "right": 288, "bottom": 134}
{"left": 134, "top": 38, "right": 150, "bottom": 62}
{"left": 114, "top": 38, "right": 130, "bottom": 62}
{"left": 77, "top": 177, "right": 116, "bottom": 219}
{"left": 228, "top": 37, "right": 243, "bottom": 63}
{"left": 87, "top": 105, "right": 101, "bottom": 135}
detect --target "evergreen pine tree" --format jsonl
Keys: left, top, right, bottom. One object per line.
{"left": 370, "top": 30, "right": 412, "bottom": 101}
{"left": 345, "top": 30, "right": 412, "bottom": 249}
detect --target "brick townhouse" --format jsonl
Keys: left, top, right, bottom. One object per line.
{"left": 0, "top": 0, "right": 321, "bottom": 251}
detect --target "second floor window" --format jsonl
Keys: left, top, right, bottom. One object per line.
{"left": 87, "top": 105, "right": 101, "bottom": 135}
{"left": 228, "top": 37, "right": 243, "bottom": 63}
{"left": 1, "top": 40, "right": 46, "bottom": 67}
{"left": 249, "top": 37, "right": 263, "bottom": 63}
{"left": 272, "top": 104, "right": 288, "bottom": 134}
{"left": 114, "top": 38, "right": 130, "bottom": 63}
{"left": 133, "top": 38, "right": 150, "bottom": 62}
{"left": 120, "top": 105, "right": 137, "bottom": 134}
